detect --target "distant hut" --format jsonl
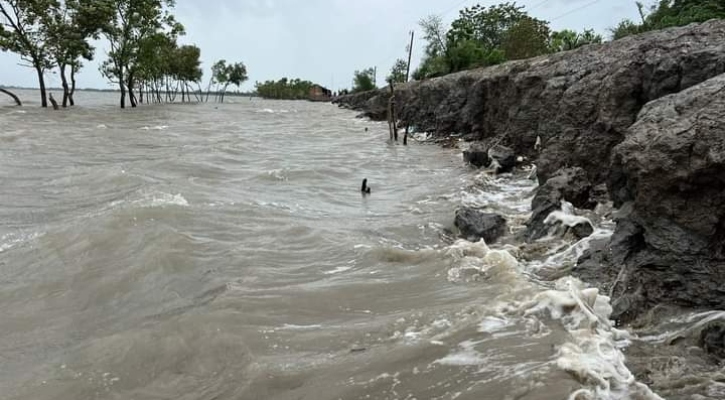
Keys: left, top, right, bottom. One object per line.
{"left": 309, "top": 84, "right": 332, "bottom": 102}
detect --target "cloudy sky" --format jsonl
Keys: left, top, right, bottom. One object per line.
{"left": 0, "top": 0, "right": 640, "bottom": 92}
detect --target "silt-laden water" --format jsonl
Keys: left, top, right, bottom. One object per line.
{"left": 1, "top": 91, "right": 722, "bottom": 400}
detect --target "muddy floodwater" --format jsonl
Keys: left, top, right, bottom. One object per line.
{"left": 1, "top": 91, "right": 721, "bottom": 400}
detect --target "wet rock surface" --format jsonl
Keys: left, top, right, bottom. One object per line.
{"left": 580, "top": 73, "right": 725, "bottom": 322}
{"left": 454, "top": 207, "right": 507, "bottom": 243}
{"left": 462, "top": 142, "right": 491, "bottom": 168}
{"left": 524, "top": 167, "right": 593, "bottom": 242}
{"left": 700, "top": 322, "right": 725, "bottom": 361}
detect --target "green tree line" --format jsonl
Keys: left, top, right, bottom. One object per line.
{"left": 255, "top": 78, "right": 319, "bottom": 100}
{"left": 0, "top": 0, "right": 248, "bottom": 108}
{"left": 412, "top": 2, "right": 603, "bottom": 80}
{"left": 611, "top": 0, "right": 725, "bottom": 39}
{"left": 346, "top": 0, "right": 724, "bottom": 93}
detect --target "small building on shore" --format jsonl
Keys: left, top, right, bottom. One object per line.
{"left": 309, "top": 84, "right": 332, "bottom": 102}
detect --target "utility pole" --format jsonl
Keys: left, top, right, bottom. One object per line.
{"left": 373, "top": 66, "right": 377, "bottom": 87}
{"left": 405, "top": 30, "right": 415, "bottom": 82}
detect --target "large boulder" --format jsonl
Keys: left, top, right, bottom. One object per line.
{"left": 463, "top": 142, "right": 491, "bottom": 168}
{"left": 524, "top": 167, "right": 593, "bottom": 241}
{"left": 334, "top": 21, "right": 725, "bottom": 185}
{"left": 454, "top": 208, "right": 507, "bottom": 243}
{"left": 488, "top": 145, "right": 516, "bottom": 173}
{"left": 700, "top": 322, "right": 725, "bottom": 361}
{"left": 578, "top": 73, "right": 725, "bottom": 322}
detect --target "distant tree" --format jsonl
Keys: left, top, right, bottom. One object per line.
{"left": 646, "top": 0, "right": 725, "bottom": 29}
{"left": 549, "top": 28, "right": 603, "bottom": 52}
{"left": 610, "top": 0, "right": 725, "bottom": 40}
{"left": 255, "top": 77, "right": 319, "bottom": 100}
{"left": 501, "top": 16, "right": 550, "bottom": 60}
{"left": 414, "top": 2, "right": 536, "bottom": 78}
{"left": 352, "top": 68, "right": 376, "bottom": 92}
{"left": 210, "top": 60, "right": 247, "bottom": 102}
{"left": 387, "top": 58, "right": 408, "bottom": 84}
{"left": 41, "top": 0, "right": 109, "bottom": 107}
{"left": 223, "top": 62, "right": 248, "bottom": 102}
{"left": 171, "top": 44, "right": 202, "bottom": 102}
{"left": 100, "top": 0, "right": 181, "bottom": 108}
{"left": 611, "top": 19, "right": 644, "bottom": 39}
{"left": 413, "top": 15, "right": 450, "bottom": 79}
{"left": 0, "top": 0, "right": 55, "bottom": 107}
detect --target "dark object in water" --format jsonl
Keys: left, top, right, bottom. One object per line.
{"left": 365, "top": 127, "right": 368, "bottom": 132}
{"left": 361, "top": 179, "right": 371, "bottom": 194}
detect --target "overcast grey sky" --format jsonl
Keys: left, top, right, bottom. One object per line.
{"left": 0, "top": 0, "right": 640, "bottom": 92}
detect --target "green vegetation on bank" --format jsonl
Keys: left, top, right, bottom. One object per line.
{"left": 611, "top": 0, "right": 725, "bottom": 39}
{"left": 345, "top": 0, "right": 723, "bottom": 93}
{"left": 413, "top": 2, "right": 602, "bottom": 80}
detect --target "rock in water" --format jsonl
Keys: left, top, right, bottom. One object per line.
{"left": 487, "top": 145, "right": 516, "bottom": 173}
{"left": 524, "top": 167, "right": 593, "bottom": 242}
{"left": 454, "top": 208, "right": 507, "bottom": 243}
{"left": 463, "top": 142, "right": 491, "bottom": 168}
{"left": 569, "top": 220, "right": 594, "bottom": 240}
{"left": 700, "top": 322, "right": 725, "bottom": 361}
{"left": 584, "top": 73, "right": 725, "bottom": 322}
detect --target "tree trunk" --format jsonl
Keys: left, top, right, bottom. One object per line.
{"left": 59, "top": 64, "right": 70, "bottom": 107}
{"left": 190, "top": 83, "right": 200, "bottom": 102}
{"left": 127, "top": 73, "right": 137, "bottom": 108}
{"left": 69, "top": 64, "right": 77, "bottom": 106}
{"left": 48, "top": 93, "right": 59, "bottom": 110}
{"left": 205, "top": 79, "right": 213, "bottom": 102}
{"left": 221, "top": 83, "right": 230, "bottom": 103}
{"left": 0, "top": 88, "right": 22, "bottom": 106}
{"left": 35, "top": 65, "right": 48, "bottom": 108}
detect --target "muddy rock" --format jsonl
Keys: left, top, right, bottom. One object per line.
{"left": 700, "top": 322, "right": 725, "bottom": 361}
{"left": 463, "top": 143, "right": 491, "bottom": 168}
{"left": 454, "top": 208, "right": 507, "bottom": 244}
{"left": 488, "top": 145, "right": 516, "bottom": 173}
{"left": 524, "top": 167, "right": 593, "bottom": 242}
{"left": 581, "top": 73, "right": 725, "bottom": 322}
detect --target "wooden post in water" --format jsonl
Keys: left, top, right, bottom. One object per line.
{"left": 48, "top": 93, "right": 59, "bottom": 110}
{"left": 388, "top": 83, "right": 398, "bottom": 142}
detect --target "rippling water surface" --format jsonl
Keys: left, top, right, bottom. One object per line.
{"left": 1, "top": 91, "right": 717, "bottom": 400}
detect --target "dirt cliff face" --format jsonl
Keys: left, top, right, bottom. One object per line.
{"left": 605, "top": 73, "right": 725, "bottom": 319}
{"left": 334, "top": 20, "right": 725, "bottom": 186}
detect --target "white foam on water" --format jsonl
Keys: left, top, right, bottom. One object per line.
{"left": 143, "top": 193, "right": 189, "bottom": 208}
{"left": 437, "top": 172, "right": 664, "bottom": 399}
{"left": 279, "top": 324, "right": 323, "bottom": 331}
{"left": 139, "top": 125, "right": 169, "bottom": 131}
{"left": 0, "top": 232, "right": 43, "bottom": 253}
{"left": 637, "top": 310, "right": 725, "bottom": 344}
{"left": 445, "top": 239, "right": 522, "bottom": 284}
{"left": 324, "top": 265, "right": 354, "bottom": 275}
{"left": 256, "top": 108, "right": 295, "bottom": 114}
{"left": 111, "top": 192, "right": 189, "bottom": 209}
{"left": 517, "top": 278, "right": 663, "bottom": 400}
{"left": 541, "top": 229, "right": 613, "bottom": 268}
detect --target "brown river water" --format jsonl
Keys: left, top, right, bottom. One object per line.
{"left": 1, "top": 90, "right": 723, "bottom": 400}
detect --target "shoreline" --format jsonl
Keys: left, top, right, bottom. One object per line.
{"left": 332, "top": 19, "right": 725, "bottom": 391}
